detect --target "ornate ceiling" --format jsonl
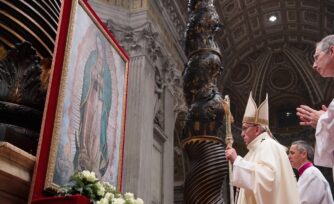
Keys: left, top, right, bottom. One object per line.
{"left": 177, "top": 0, "right": 334, "bottom": 147}
{"left": 216, "top": 0, "right": 334, "bottom": 67}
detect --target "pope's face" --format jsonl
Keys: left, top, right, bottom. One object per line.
{"left": 241, "top": 123, "right": 258, "bottom": 145}
{"left": 313, "top": 46, "right": 334, "bottom": 77}
{"left": 288, "top": 144, "right": 305, "bottom": 169}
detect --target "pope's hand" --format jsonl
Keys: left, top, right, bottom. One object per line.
{"left": 225, "top": 145, "right": 237, "bottom": 163}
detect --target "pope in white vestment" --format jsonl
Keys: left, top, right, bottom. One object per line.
{"left": 226, "top": 92, "right": 299, "bottom": 204}
{"left": 233, "top": 132, "right": 299, "bottom": 204}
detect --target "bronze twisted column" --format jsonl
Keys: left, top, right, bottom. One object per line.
{"left": 181, "top": 0, "right": 229, "bottom": 203}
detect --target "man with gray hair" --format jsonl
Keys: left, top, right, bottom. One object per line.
{"left": 289, "top": 140, "right": 333, "bottom": 204}
{"left": 296, "top": 35, "right": 334, "bottom": 171}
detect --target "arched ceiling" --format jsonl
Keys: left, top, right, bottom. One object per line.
{"left": 177, "top": 0, "right": 334, "bottom": 146}
{"left": 216, "top": 0, "right": 334, "bottom": 67}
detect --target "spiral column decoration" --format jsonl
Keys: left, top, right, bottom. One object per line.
{"left": 181, "top": 0, "right": 229, "bottom": 203}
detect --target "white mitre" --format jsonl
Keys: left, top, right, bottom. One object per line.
{"left": 242, "top": 92, "right": 269, "bottom": 126}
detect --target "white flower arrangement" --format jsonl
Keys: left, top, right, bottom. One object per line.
{"left": 58, "top": 170, "right": 144, "bottom": 204}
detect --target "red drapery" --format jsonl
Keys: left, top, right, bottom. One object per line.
{"left": 32, "top": 194, "right": 90, "bottom": 204}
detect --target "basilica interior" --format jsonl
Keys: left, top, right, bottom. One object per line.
{"left": 0, "top": 0, "right": 334, "bottom": 203}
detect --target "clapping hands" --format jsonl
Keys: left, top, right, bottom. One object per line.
{"left": 296, "top": 105, "right": 327, "bottom": 128}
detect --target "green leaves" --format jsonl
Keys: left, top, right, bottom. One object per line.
{"left": 56, "top": 170, "right": 143, "bottom": 204}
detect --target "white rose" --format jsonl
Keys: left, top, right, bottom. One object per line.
{"left": 95, "top": 182, "right": 105, "bottom": 196}
{"left": 81, "top": 170, "right": 90, "bottom": 178}
{"left": 97, "top": 198, "right": 108, "bottom": 204}
{"left": 113, "top": 197, "right": 125, "bottom": 204}
{"left": 124, "top": 192, "right": 134, "bottom": 200}
{"left": 135, "top": 198, "right": 144, "bottom": 204}
{"left": 82, "top": 170, "right": 96, "bottom": 182}
{"left": 104, "top": 192, "right": 114, "bottom": 200}
{"left": 103, "top": 182, "right": 116, "bottom": 192}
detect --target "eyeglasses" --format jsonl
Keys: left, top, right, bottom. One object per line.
{"left": 241, "top": 124, "right": 258, "bottom": 132}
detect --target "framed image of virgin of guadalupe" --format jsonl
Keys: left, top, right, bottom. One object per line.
{"left": 30, "top": 0, "right": 129, "bottom": 199}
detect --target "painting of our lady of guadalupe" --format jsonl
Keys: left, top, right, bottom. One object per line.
{"left": 45, "top": 2, "right": 128, "bottom": 190}
{"left": 73, "top": 34, "right": 112, "bottom": 178}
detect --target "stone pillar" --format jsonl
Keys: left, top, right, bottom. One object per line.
{"left": 109, "top": 22, "right": 176, "bottom": 204}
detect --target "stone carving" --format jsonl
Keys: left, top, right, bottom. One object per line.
{"left": 106, "top": 20, "right": 185, "bottom": 114}
{"left": 154, "top": 66, "right": 166, "bottom": 129}
{"left": 106, "top": 21, "right": 163, "bottom": 64}
{"left": 161, "top": 0, "right": 186, "bottom": 37}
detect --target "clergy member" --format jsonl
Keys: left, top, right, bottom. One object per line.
{"left": 288, "top": 140, "right": 333, "bottom": 204}
{"left": 225, "top": 92, "right": 299, "bottom": 204}
{"left": 296, "top": 35, "right": 334, "bottom": 175}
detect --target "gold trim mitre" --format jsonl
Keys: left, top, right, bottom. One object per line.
{"left": 242, "top": 92, "right": 269, "bottom": 126}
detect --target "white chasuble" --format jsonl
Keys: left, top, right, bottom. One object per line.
{"left": 232, "top": 132, "right": 299, "bottom": 204}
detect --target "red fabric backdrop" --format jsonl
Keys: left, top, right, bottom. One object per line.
{"left": 32, "top": 195, "right": 90, "bottom": 204}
